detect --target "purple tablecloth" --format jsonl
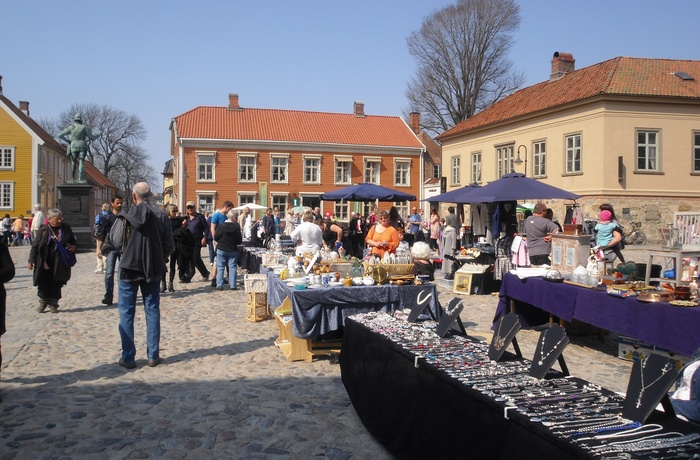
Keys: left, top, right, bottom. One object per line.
{"left": 495, "top": 272, "right": 700, "bottom": 357}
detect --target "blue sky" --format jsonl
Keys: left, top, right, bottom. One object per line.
{"left": 3, "top": 1, "right": 699, "bottom": 190}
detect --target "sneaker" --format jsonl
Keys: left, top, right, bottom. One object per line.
{"left": 118, "top": 359, "right": 136, "bottom": 369}
{"left": 95, "top": 269, "right": 105, "bottom": 274}
{"left": 216, "top": 286, "right": 224, "bottom": 291}
{"left": 147, "top": 358, "right": 162, "bottom": 368}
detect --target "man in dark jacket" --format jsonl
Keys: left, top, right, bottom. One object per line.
{"left": 185, "top": 201, "right": 210, "bottom": 281}
{"left": 213, "top": 210, "right": 243, "bottom": 290}
{"left": 111, "top": 182, "right": 174, "bottom": 369}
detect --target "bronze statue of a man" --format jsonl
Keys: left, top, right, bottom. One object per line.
{"left": 57, "top": 113, "right": 100, "bottom": 182}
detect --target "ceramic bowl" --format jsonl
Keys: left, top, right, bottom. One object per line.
{"left": 362, "top": 277, "right": 375, "bottom": 286}
{"left": 352, "top": 277, "right": 364, "bottom": 286}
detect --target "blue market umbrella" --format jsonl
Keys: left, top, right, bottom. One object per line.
{"left": 319, "top": 183, "right": 416, "bottom": 202}
{"left": 423, "top": 182, "right": 481, "bottom": 203}
{"left": 454, "top": 172, "right": 580, "bottom": 203}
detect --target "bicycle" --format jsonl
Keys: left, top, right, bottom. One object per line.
{"left": 623, "top": 221, "right": 647, "bottom": 245}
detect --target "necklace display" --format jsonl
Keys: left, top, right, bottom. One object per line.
{"left": 492, "top": 318, "right": 519, "bottom": 350}
{"left": 443, "top": 299, "right": 462, "bottom": 316}
{"left": 635, "top": 357, "right": 674, "bottom": 409}
{"left": 536, "top": 328, "right": 567, "bottom": 366}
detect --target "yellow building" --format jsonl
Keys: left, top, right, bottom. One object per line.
{"left": 437, "top": 53, "right": 700, "bottom": 241}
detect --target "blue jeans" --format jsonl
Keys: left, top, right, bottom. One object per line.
{"left": 117, "top": 278, "right": 161, "bottom": 362}
{"left": 104, "top": 251, "right": 120, "bottom": 299}
{"left": 216, "top": 249, "right": 238, "bottom": 288}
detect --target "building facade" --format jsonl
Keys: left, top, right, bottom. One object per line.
{"left": 170, "top": 95, "right": 426, "bottom": 221}
{"left": 437, "top": 53, "right": 700, "bottom": 241}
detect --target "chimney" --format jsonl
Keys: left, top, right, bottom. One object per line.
{"left": 0, "top": 75, "right": 3, "bottom": 95}
{"left": 353, "top": 101, "right": 365, "bottom": 117}
{"left": 409, "top": 112, "right": 420, "bottom": 134}
{"left": 550, "top": 51, "right": 575, "bottom": 82}
{"left": 19, "top": 101, "right": 29, "bottom": 117}
{"left": 228, "top": 93, "right": 241, "bottom": 110}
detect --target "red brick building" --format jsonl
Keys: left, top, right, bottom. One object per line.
{"left": 169, "top": 94, "right": 426, "bottom": 221}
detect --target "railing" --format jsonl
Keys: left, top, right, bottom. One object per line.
{"left": 674, "top": 212, "right": 700, "bottom": 250}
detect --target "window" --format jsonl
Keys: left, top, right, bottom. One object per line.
{"left": 394, "top": 201, "right": 409, "bottom": 221}
{"left": 694, "top": 132, "right": 700, "bottom": 173}
{"left": 636, "top": 130, "right": 659, "bottom": 171}
{"left": 0, "top": 147, "right": 14, "bottom": 170}
{"left": 0, "top": 182, "right": 12, "bottom": 209}
{"left": 271, "top": 154, "right": 289, "bottom": 183}
{"left": 238, "top": 193, "right": 257, "bottom": 207}
{"left": 271, "top": 194, "right": 287, "bottom": 215}
{"left": 238, "top": 153, "right": 257, "bottom": 182}
{"left": 394, "top": 159, "right": 410, "bottom": 186}
{"left": 471, "top": 152, "right": 481, "bottom": 183}
{"left": 496, "top": 144, "right": 514, "bottom": 178}
{"left": 303, "top": 155, "right": 321, "bottom": 184}
{"left": 197, "top": 152, "right": 215, "bottom": 181}
{"left": 432, "top": 164, "right": 441, "bottom": 179}
{"left": 532, "top": 141, "right": 546, "bottom": 177}
{"left": 334, "top": 156, "right": 352, "bottom": 184}
{"left": 565, "top": 134, "right": 582, "bottom": 173}
{"left": 364, "top": 158, "right": 381, "bottom": 184}
{"left": 334, "top": 201, "right": 350, "bottom": 221}
{"left": 450, "top": 156, "right": 460, "bottom": 185}
{"left": 196, "top": 194, "right": 214, "bottom": 214}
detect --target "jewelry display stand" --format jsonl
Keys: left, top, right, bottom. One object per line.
{"left": 622, "top": 353, "right": 679, "bottom": 423}
{"left": 407, "top": 296, "right": 439, "bottom": 323}
{"left": 436, "top": 298, "right": 465, "bottom": 337}
{"left": 488, "top": 313, "right": 522, "bottom": 361}
{"left": 529, "top": 325, "right": 570, "bottom": 379}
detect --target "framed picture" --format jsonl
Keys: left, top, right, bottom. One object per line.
{"left": 453, "top": 272, "right": 473, "bottom": 295}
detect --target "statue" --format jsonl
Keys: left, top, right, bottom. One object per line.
{"left": 57, "top": 113, "right": 100, "bottom": 183}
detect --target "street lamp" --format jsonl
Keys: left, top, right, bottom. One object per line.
{"left": 514, "top": 145, "right": 528, "bottom": 177}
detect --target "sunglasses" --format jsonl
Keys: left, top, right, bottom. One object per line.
{"left": 186, "top": 205, "right": 194, "bottom": 209}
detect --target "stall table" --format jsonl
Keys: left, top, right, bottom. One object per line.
{"left": 495, "top": 272, "right": 700, "bottom": 357}
{"left": 267, "top": 272, "right": 440, "bottom": 361}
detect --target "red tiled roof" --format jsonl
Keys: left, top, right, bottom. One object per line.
{"left": 439, "top": 57, "right": 700, "bottom": 140}
{"left": 174, "top": 107, "right": 424, "bottom": 149}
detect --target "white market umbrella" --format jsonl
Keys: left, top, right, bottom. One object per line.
{"left": 233, "top": 203, "right": 268, "bottom": 211}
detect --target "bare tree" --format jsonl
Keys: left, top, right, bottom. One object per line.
{"left": 39, "top": 104, "right": 157, "bottom": 198}
{"left": 405, "top": 0, "right": 524, "bottom": 135}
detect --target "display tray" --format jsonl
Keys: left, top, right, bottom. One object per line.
{"left": 669, "top": 300, "right": 700, "bottom": 307}
{"left": 637, "top": 291, "right": 674, "bottom": 303}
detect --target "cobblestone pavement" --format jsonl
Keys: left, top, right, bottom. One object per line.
{"left": 0, "top": 245, "right": 659, "bottom": 459}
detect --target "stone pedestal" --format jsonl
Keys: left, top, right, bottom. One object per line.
{"left": 57, "top": 183, "right": 93, "bottom": 251}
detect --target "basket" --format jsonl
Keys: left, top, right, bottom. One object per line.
{"left": 244, "top": 274, "right": 268, "bottom": 293}
{"left": 247, "top": 292, "right": 269, "bottom": 322}
{"left": 365, "top": 263, "right": 414, "bottom": 276}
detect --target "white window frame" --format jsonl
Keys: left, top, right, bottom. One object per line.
{"left": 237, "top": 152, "right": 257, "bottom": 183}
{"left": 394, "top": 201, "right": 409, "bottom": 221}
{"left": 334, "top": 200, "right": 350, "bottom": 221}
{"left": 196, "top": 151, "right": 216, "bottom": 182}
{"left": 636, "top": 129, "right": 659, "bottom": 172}
{"left": 334, "top": 155, "right": 353, "bottom": 185}
{"left": 532, "top": 140, "right": 546, "bottom": 178}
{"left": 0, "top": 147, "right": 15, "bottom": 171}
{"left": 303, "top": 154, "right": 322, "bottom": 184}
{"left": 694, "top": 131, "right": 700, "bottom": 173}
{"left": 364, "top": 157, "right": 381, "bottom": 184}
{"left": 565, "top": 133, "right": 582, "bottom": 174}
{"left": 496, "top": 144, "right": 514, "bottom": 178}
{"left": 237, "top": 192, "right": 258, "bottom": 207}
{"left": 471, "top": 152, "right": 481, "bottom": 183}
{"left": 393, "top": 158, "right": 411, "bottom": 187}
{"left": 270, "top": 193, "right": 288, "bottom": 215}
{"left": 195, "top": 192, "right": 215, "bottom": 214}
{"left": 270, "top": 153, "right": 289, "bottom": 184}
{"left": 450, "top": 156, "right": 460, "bottom": 186}
{"left": 0, "top": 182, "right": 13, "bottom": 209}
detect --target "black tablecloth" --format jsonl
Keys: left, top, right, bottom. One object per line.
{"left": 267, "top": 273, "right": 440, "bottom": 340}
{"left": 238, "top": 245, "right": 264, "bottom": 274}
{"left": 340, "top": 318, "right": 581, "bottom": 459}
{"left": 496, "top": 273, "right": 700, "bottom": 357}
{"left": 340, "top": 318, "right": 700, "bottom": 459}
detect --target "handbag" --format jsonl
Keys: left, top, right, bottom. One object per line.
{"left": 55, "top": 238, "right": 77, "bottom": 267}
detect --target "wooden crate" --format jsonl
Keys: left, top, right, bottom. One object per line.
{"left": 247, "top": 292, "right": 269, "bottom": 322}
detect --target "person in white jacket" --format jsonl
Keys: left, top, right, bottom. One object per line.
{"left": 290, "top": 210, "right": 323, "bottom": 256}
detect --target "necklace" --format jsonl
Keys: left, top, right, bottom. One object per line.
{"left": 536, "top": 328, "right": 567, "bottom": 366}
{"left": 635, "top": 357, "right": 673, "bottom": 408}
{"left": 443, "top": 300, "right": 462, "bottom": 316}
{"left": 493, "top": 318, "right": 519, "bottom": 350}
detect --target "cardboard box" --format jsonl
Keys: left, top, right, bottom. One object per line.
{"left": 618, "top": 336, "right": 691, "bottom": 370}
